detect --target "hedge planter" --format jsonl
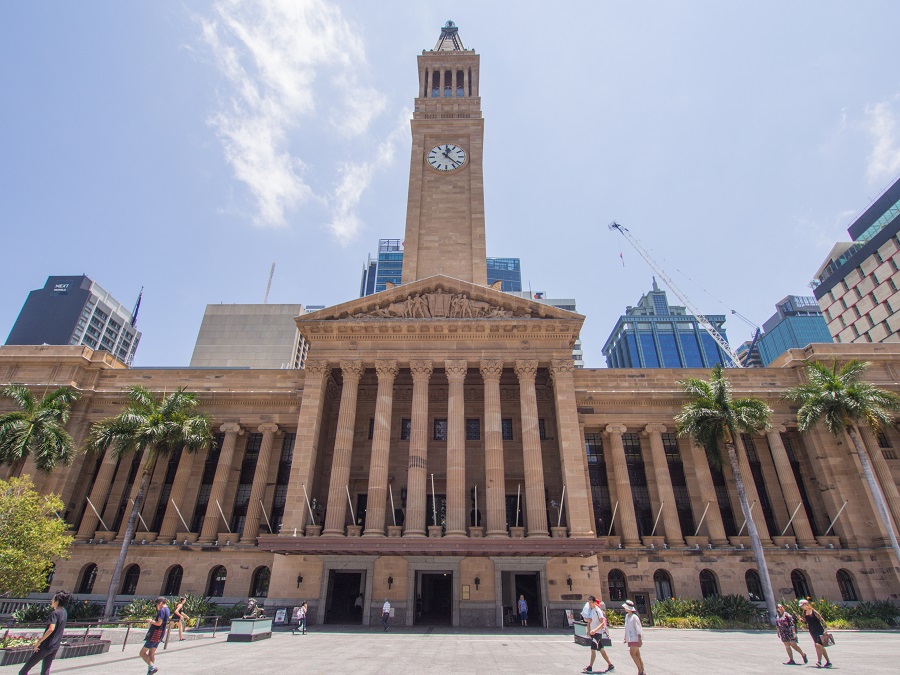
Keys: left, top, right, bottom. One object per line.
{"left": 0, "top": 640, "right": 111, "bottom": 666}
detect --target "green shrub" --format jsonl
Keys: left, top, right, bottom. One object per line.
{"left": 172, "top": 594, "right": 218, "bottom": 627}
{"left": 605, "top": 610, "right": 624, "bottom": 627}
{"left": 850, "top": 600, "right": 899, "bottom": 626}
{"left": 1, "top": 634, "right": 38, "bottom": 648}
{"left": 848, "top": 617, "right": 889, "bottom": 630}
{"left": 12, "top": 603, "right": 50, "bottom": 624}
{"left": 213, "top": 602, "right": 246, "bottom": 625}
{"left": 656, "top": 615, "right": 725, "bottom": 629}
{"left": 68, "top": 600, "right": 102, "bottom": 622}
{"left": 652, "top": 597, "right": 702, "bottom": 620}
{"left": 118, "top": 597, "right": 157, "bottom": 621}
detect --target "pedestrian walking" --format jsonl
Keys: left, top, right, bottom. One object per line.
{"left": 775, "top": 603, "right": 807, "bottom": 665}
{"left": 173, "top": 597, "right": 189, "bottom": 642}
{"left": 140, "top": 597, "right": 170, "bottom": 675}
{"left": 622, "top": 600, "right": 644, "bottom": 675}
{"left": 382, "top": 599, "right": 391, "bottom": 631}
{"left": 583, "top": 596, "right": 614, "bottom": 673}
{"left": 19, "top": 589, "right": 69, "bottom": 675}
{"left": 518, "top": 594, "right": 528, "bottom": 626}
{"left": 296, "top": 601, "right": 308, "bottom": 635}
{"left": 798, "top": 599, "right": 832, "bottom": 668}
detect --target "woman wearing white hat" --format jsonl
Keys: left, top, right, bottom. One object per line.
{"left": 622, "top": 600, "right": 645, "bottom": 675}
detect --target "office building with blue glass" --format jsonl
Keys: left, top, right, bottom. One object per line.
{"left": 361, "top": 240, "right": 522, "bottom": 296}
{"left": 756, "top": 295, "right": 833, "bottom": 366}
{"left": 602, "top": 279, "right": 729, "bottom": 368}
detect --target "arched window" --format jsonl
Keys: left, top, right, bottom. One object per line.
{"left": 207, "top": 565, "right": 227, "bottom": 598}
{"left": 608, "top": 569, "right": 627, "bottom": 602}
{"left": 77, "top": 563, "right": 98, "bottom": 594}
{"left": 836, "top": 569, "right": 858, "bottom": 602}
{"left": 163, "top": 565, "right": 184, "bottom": 596}
{"left": 121, "top": 565, "right": 141, "bottom": 595}
{"left": 653, "top": 570, "right": 673, "bottom": 601}
{"left": 745, "top": 569, "right": 763, "bottom": 602}
{"left": 699, "top": 569, "right": 719, "bottom": 598}
{"left": 791, "top": 569, "right": 812, "bottom": 599}
{"left": 250, "top": 566, "right": 271, "bottom": 598}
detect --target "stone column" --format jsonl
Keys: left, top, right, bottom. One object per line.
{"left": 549, "top": 359, "right": 595, "bottom": 538}
{"left": 732, "top": 435, "right": 772, "bottom": 544}
{"left": 686, "top": 440, "right": 729, "bottom": 546}
{"left": 404, "top": 360, "right": 433, "bottom": 537}
{"left": 766, "top": 428, "right": 817, "bottom": 546}
{"left": 480, "top": 360, "right": 507, "bottom": 537}
{"left": 323, "top": 362, "right": 365, "bottom": 536}
{"left": 644, "top": 424, "right": 685, "bottom": 546}
{"left": 604, "top": 424, "right": 640, "bottom": 546}
{"left": 240, "top": 424, "right": 280, "bottom": 543}
{"left": 444, "top": 360, "right": 469, "bottom": 537}
{"left": 281, "top": 361, "right": 331, "bottom": 534}
{"left": 515, "top": 360, "right": 548, "bottom": 538}
{"left": 199, "top": 423, "right": 243, "bottom": 542}
{"left": 75, "top": 449, "right": 119, "bottom": 540}
{"left": 158, "top": 447, "right": 199, "bottom": 539}
{"left": 860, "top": 427, "right": 900, "bottom": 537}
{"left": 363, "top": 361, "right": 399, "bottom": 537}
{"left": 115, "top": 449, "right": 151, "bottom": 540}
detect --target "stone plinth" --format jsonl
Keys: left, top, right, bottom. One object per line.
{"left": 227, "top": 618, "right": 273, "bottom": 643}
{"left": 468, "top": 526, "right": 484, "bottom": 538}
{"left": 346, "top": 525, "right": 362, "bottom": 537}
{"left": 176, "top": 532, "right": 199, "bottom": 544}
{"left": 305, "top": 525, "right": 323, "bottom": 537}
{"left": 772, "top": 535, "right": 798, "bottom": 548}
{"left": 550, "top": 527, "right": 567, "bottom": 539}
{"left": 642, "top": 535, "right": 666, "bottom": 549}
{"left": 684, "top": 535, "right": 710, "bottom": 549}
{"left": 387, "top": 526, "right": 403, "bottom": 537}
{"left": 94, "top": 530, "right": 116, "bottom": 542}
{"left": 428, "top": 526, "right": 443, "bottom": 538}
{"left": 509, "top": 527, "right": 525, "bottom": 539}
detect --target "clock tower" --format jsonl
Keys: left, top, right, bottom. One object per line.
{"left": 401, "top": 21, "right": 488, "bottom": 286}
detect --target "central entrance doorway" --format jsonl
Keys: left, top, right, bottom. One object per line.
{"left": 502, "top": 571, "right": 543, "bottom": 627}
{"left": 415, "top": 570, "right": 452, "bottom": 625}
{"left": 325, "top": 570, "right": 364, "bottom": 624}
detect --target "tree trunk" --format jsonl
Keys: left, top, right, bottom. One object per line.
{"left": 846, "top": 425, "right": 900, "bottom": 573}
{"left": 102, "top": 467, "right": 150, "bottom": 621}
{"left": 726, "top": 441, "right": 777, "bottom": 625}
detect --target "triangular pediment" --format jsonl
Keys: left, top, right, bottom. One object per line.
{"left": 299, "top": 276, "right": 582, "bottom": 323}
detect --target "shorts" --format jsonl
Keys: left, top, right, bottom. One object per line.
{"left": 590, "top": 634, "right": 607, "bottom": 651}
{"left": 144, "top": 640, "right": 161, "bottom": 650}
{"left": 519, "top": 611, "right": 527, "bottom": 620}
{"left": 627, "top": 641, "right": 641, "bottom": 648}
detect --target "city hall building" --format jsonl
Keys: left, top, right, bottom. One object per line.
{"left": 2, "top": 22, "right": 899, "bottom": 627}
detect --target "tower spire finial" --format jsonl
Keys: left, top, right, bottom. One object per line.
{"left": 434, "top": 20, "right": 465, "bottom": 51}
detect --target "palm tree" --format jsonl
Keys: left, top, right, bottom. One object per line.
{"left": 86, "top": 386, "right": 215, "bottom": 620}
{"left": 783, "top": 359, "right": 900, "bottom": 571}
{"left": 0, "top": 385, "right": 80, "bottom": 476}
{"left": 675, "top": 365, "right": 777, "bottom": 624}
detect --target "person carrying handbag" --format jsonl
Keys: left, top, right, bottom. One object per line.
{"left": 583, "top": 596, "right": 614, "bottom": 673}
{"left": 799, "top": 599, "right": 833, "bottom": 668}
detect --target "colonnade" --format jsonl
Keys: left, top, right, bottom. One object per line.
{"left": 419, "top": 66, "right": 478, "bottom": 98}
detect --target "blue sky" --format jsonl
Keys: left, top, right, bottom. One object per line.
{"left": 2, "top": 1, "right": 899, "bottom": 367}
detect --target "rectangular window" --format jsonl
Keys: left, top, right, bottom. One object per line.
{"left": 368, "top": 418, "right": 375, "bottom": 440}
{"left": 400, "top": 418, "right": 411, "bottom": 441}
{"left": 433, "top": 418, "right": 447, "bottom": 441}
{"left": 465, "top": 418, "right": 480, "bottom": 441}
{"left": 877, "top": 431, "right": 892, "bottom": 448}
{"left": 501, "top": 418, "right": 514, "bottom": 441}
{"left": 622, "top": 433, "right": 642, "bottom": 457}
{"left": 538, "top": 418, "right": 547, "bottom": 440}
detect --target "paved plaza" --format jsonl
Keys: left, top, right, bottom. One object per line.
{"left": 5, "top": 626, "right": 899, "bottom": 675}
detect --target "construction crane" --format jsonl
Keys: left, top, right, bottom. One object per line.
{"left": 609, "top": 221, "right": 744, "bottom": 368}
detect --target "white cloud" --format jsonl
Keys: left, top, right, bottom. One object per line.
{"left": 198, "top": 0, "right": 393, "bottom": 233}
{"left": 864, "top": 97, "right": 900, "bottom": 185}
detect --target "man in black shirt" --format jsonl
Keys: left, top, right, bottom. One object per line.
{"left": 19, "top": 589, "right": 69, "bottom": 675}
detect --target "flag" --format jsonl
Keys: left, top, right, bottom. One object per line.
{"left": 619, "top": 252, "right": 625, "bottom": 268}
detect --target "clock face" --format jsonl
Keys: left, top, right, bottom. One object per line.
{"left": 427, "top": 143, "right": 467, "bottom": 172}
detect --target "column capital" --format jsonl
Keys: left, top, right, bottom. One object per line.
{"left": 514, "top": 359, "right": 538, "bottom": 379}
{"left": 375, "top": 360, "right": 399, "bottom": 380}
{"left": 304, "top": 360, "right": 331, "bottom": 377}
{"left": 605, "top": 424, "right": 627, "bottom": 436}
{"left": 340, "top": 360, "right": 365, "bottom": 381}
{"left": 768, "top": 425, "right": 788, "bottom": 435}
{"left": 479, "top": 359, "right": 504, "bottom": 380}
{"left": 220, "top": 422, "right": 244, "bottom": 435}
{"left": 444, "top": 359, "right": 468, "bottom": 380}
{"left": 409, "top": 360, "right": 434, "bottom": 379}
{"left": 258, "top": 423, "right": 279, "bottom": 435}
{"left": 644, "top": 423, "right": 668, "bottom": 435}
{"left": 549, "top": 358, "right": 574, "bottom": 378}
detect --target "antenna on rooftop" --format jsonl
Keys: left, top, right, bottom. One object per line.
{"left": 264, "top": 263, "right": 276, "bottom": 304}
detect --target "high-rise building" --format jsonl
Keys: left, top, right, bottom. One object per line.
{"left": 5, "top": 275, "right": 141, "bottom": 365}
{"left": 190, "top": 304, "right": 310, "bottom": 369}
{"left": 360, "top": 241, "right": 521, "bottom": 296}
{"left": 756, "top": 295, "right": 833, "bottom": 366}
{"left": 812, "top": 176, "right": 900, "bottom": 343}
{"left": 602, "top": 278, "right": 729, "bottom": 368}
{"left": 507, "top": 291, "right": 583, "bottom": 366}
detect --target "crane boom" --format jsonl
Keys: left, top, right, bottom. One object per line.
{"left": 609, "top": 221, "right": 743, "bottom": 368}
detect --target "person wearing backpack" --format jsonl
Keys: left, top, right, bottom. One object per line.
{"left": 583, "top": 596, "right": 614, "bottom": 673}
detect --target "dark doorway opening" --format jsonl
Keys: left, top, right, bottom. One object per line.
{"left": 355, "top": 495, "right": 367, "bottom": 528}
{"left": 325, "top": 570, "right": 364, "bottom": 624}
{"left": 503, "top": 571, "right": 542, "bottom": 627}
{"left": 415, "top": 571, "right": 452, "bottom": 625}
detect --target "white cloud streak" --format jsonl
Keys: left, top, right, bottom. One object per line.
{"left": 864, "top": 97, "right": 900, "bottom": 185}
{"left": 198, "top": 0, "right": 394, "bottom": 235}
